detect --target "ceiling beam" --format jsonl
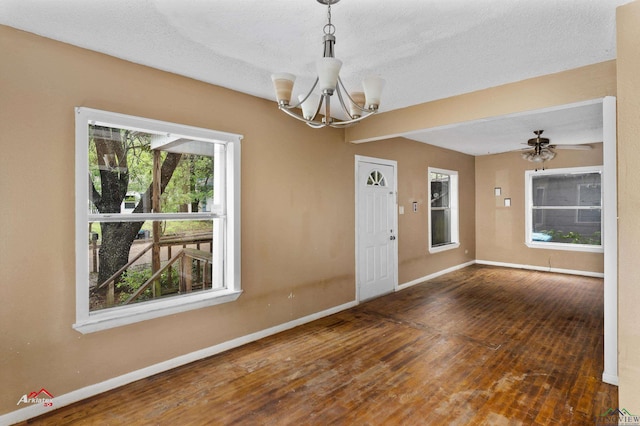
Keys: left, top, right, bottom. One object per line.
{"left": 345, "top": 60, "right": 616, "bottom": 144}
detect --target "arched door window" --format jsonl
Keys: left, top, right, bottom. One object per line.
{"left": 367, "top": 170, "right": 387, "bottom": 187}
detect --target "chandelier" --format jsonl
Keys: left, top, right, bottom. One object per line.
{"left": 271, "top": 0, "right": 385, "bottom": 128}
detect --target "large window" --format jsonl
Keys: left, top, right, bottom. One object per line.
{"left": 428, "top": 167, "right": 459, "bottom": 253}
{"left": 74, "top": 107, "right": 242, "bottom": 333}
{"left": 525, "top": 166, "right": 602, "bottom": 252}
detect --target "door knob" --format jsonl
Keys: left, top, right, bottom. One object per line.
{"left": 390, "top": 235, "right": 396, "bottom": 240}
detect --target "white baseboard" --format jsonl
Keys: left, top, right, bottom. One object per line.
{"left": 397, "top": 259, "right": 603, "bottom": 292}
{"left": 475, "top": 259, "right": 605, "bottom": 278}
{"left": 398, "top": 260, "right": 476, "bottom": 289}
{"left": 602, "top": 372, "right": 619, "bottom": 386}
{"left": 1, "top": 300, "right": 358, "bottom": 425}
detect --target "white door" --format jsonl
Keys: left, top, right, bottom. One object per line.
{"left": 356, "top": 157, "right": 397, "bottom": 301}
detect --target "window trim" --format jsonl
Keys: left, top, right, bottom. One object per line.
{"left": 74, "top": 107, "right": 242, "bottom": 334}
{"left": 428, "top": 167, "right": 460, "bottom": 253}
{"left": 524, "top": 165, "right": 603, "bottom": 253}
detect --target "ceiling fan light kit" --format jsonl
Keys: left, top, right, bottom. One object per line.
{"left": 522, "top": 148, "right": 556, "bottom": 163}
{"left": 521, "top": 130, "right": 556, "bottom": 163}
{"left": 271, "top": 0, "right": 385, "bottom": 128}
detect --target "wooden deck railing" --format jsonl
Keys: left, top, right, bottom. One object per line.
{"left": 122, "top": 248, "right": 212, "bottom": 305}
{"left": 91, "top": 233, "right": 213, "bottom": 308}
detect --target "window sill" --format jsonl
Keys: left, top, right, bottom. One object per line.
{"left": 525, "top": 241, "right": 603, "bottom": 253}
{"left": 73, "top": 289, "right": 242, "bottom": 334}
{"left": 429, "top": 242, "right": 460, "bottom": 254}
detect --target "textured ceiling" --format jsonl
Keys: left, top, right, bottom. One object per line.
{"left": 0, "top": 0, "right": 629, "bottom": 155}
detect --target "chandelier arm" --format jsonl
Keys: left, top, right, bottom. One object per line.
{"left": 326, "top": 112, "right": 378, "bottom": 128}
{"left": 337, "top": 77, "right": 368, "bottom": 115}
{"left": 312, "top": 98, "right": 323, "bottom": 121}
{"left": 283, "top": 78, "right": 320, "bottom": 110}
{"left": 335, "top": 84, "right": 374, "bottom": 121}
{"left": 324, "top": 94, "right": 331, "bottom": 125}
{"left": 278, "top": 105, "right": 326, "bottom": 127}
{"left": 306, "top": 121, "right": 327, "bottom": 129}
{"left": 335, "top": 85, "right": 355, "bottom": 120}
{"left": 281, "top": 107, "right": 379, "bottom": 129}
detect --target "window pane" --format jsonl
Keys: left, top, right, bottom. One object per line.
{"left": 532, "top": 209, "right": 601, "bottom": 245}
{"left": 431, "top": 209, "right": 451, "bottom": 246}
{"left": 88, "top": 125, "right": 219, "bottom": 215}
{"left": 533, "top": 187, "right": 545, "bottom": 225}
{"left": 531, "top": 172, "right": 601, "bottom": 207}
{"left": 88, "top": 126, "right": 153, "bottom": 214}
{"left": 577, "top": 208, "right": 601, "bottom": 223}
{"left": 160, "top": 154, "right": 215, "bottom": 213}
{"left": 431, "top": 173, "right": 450, "bottom": 208}
{"left": 88, "top": 219, "right": 219, "bottom": 311}
{"left": 578, "top": 183, "right": 601, "bottom": 207}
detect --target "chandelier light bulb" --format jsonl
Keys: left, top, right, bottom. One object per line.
{"left": 299, "top": 93, "right": 320, "bottom": 120}
{"left": 316, "top": 58, "right": 343, "bottom": 94}
{"left": 271, "top": 73, "right": 296, "bottom": 105}
{"left": 363, "top": 76, "right": 386, "bottom": 110}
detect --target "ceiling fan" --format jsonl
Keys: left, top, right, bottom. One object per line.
{"left": 520, "top": 130, "right": 592, "bottom": 163}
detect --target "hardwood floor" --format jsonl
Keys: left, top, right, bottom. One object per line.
{"left": 23, "top": 265, "right": 617, "bottom": 425}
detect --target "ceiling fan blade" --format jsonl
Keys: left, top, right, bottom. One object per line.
{"left": 551, "top": 144, "right": 592, "bottom": 150}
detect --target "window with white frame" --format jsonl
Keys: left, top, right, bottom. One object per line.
{"left": 525, "top": 166, "right": 602, "bottom": 252}
{"left": 74, "top": 107, "right": 242, "bottom": 333}
{"left": 428, "top": 168, "right": 459, "bottom": 252}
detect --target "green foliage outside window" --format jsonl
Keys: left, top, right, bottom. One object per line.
{"left": 539, "top": 229, "right": 602, "bottom": 245}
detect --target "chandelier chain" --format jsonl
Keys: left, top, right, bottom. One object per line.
{"left": 324, "top": 3, "right": 335, "bottom": 35}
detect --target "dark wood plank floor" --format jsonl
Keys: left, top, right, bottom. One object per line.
{"left": 23, "top": 265, "right": 617, "bottom": 425}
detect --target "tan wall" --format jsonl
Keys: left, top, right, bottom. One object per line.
{"left": 348, "top": 138, "right": 476, "bottom": 284}
{"left": 475, "top": 145, "right": 604, "bottom": 273}
{"left": 0, "top": 25, "right": 475, "bottom": 418}
{"left": 0, "top": 25, "right": 356, "bottom": 416}
{"left": 617, "top": 0, "right": 640, "bottom": 410}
